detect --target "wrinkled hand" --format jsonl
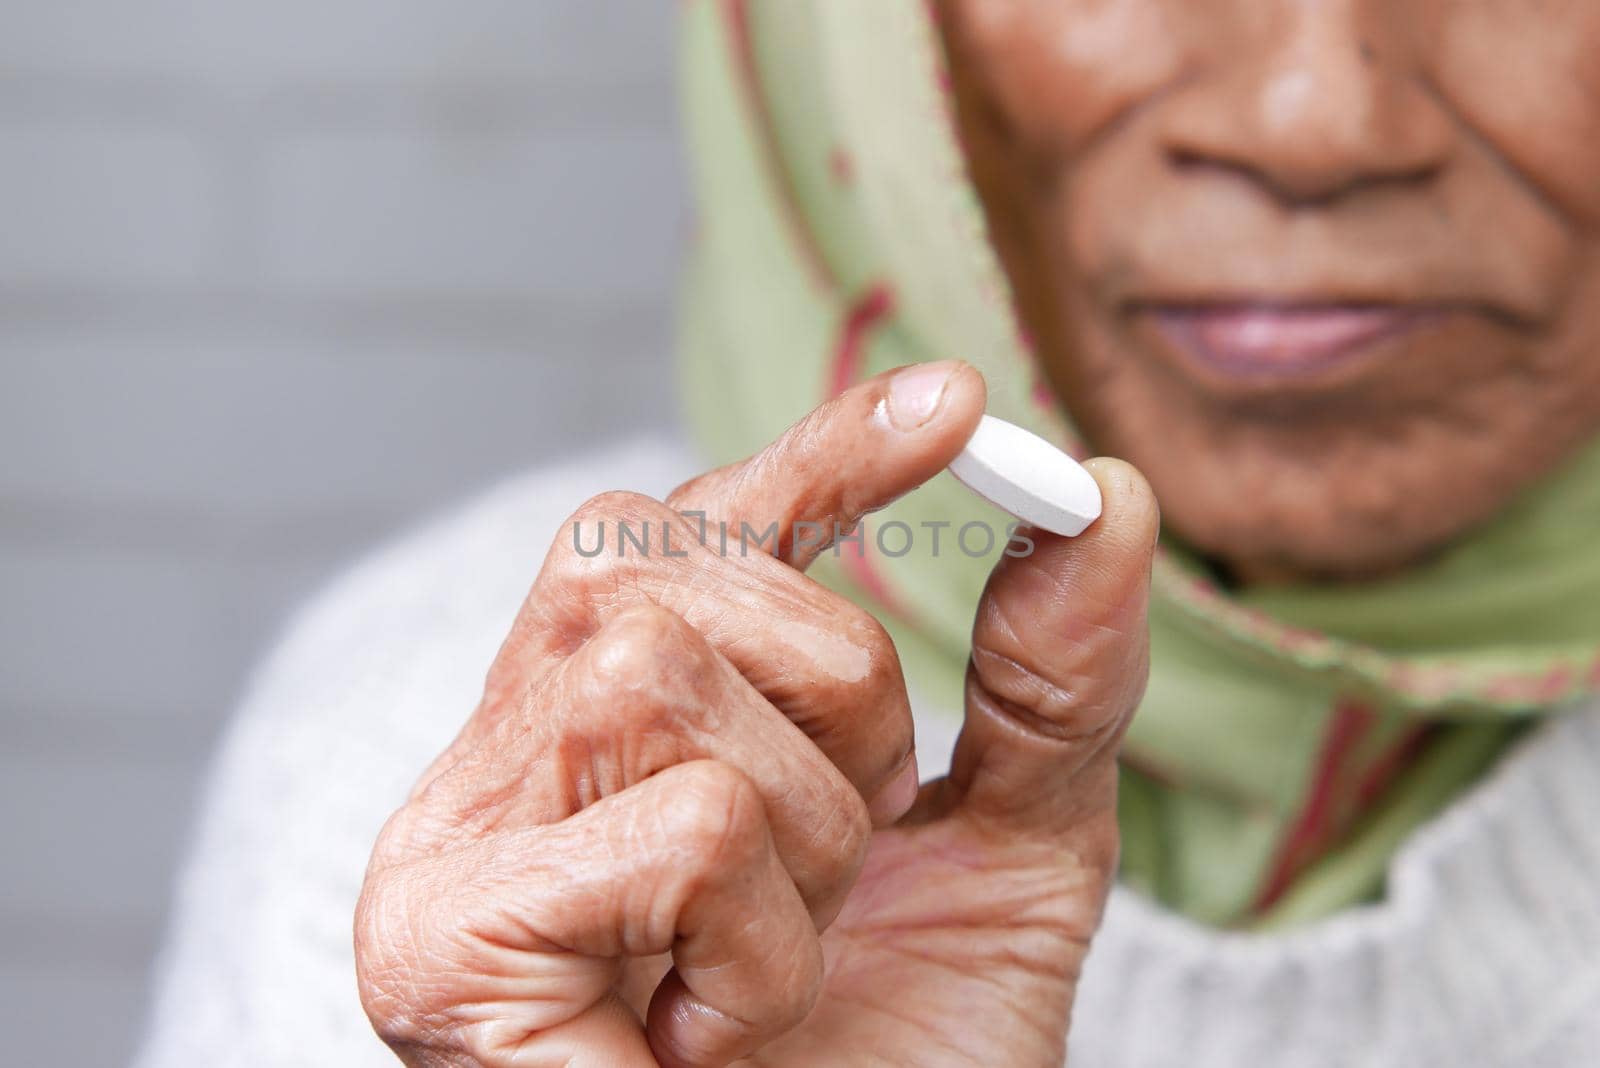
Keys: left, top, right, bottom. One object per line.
{"left": 355, "top": 361, "right": 1158, "bottom": 1067}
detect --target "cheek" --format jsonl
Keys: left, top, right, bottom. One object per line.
{"left": 948, "top": 0, "right": 1188, "bottom": 154}
{"left": 1431, "top": 2, "right": 1600, "bottom": 226}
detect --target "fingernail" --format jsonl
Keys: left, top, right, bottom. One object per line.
{"left": 887, "top": 362, "right": 958, "bottom": 432}
{"left": 867, "top": 753, "right": 921, "bottom": 825}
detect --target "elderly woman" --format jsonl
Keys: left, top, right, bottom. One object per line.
{"left": 137, "top": 2, "right": 1600, "bottom": 1066}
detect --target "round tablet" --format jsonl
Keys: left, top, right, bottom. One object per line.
{"left": 947, "top": 415, "right": 1103, "bottom": 537}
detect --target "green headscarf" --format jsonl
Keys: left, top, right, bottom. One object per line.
{"left": 676, "top": 0, "right": 1600, "bottom": 927}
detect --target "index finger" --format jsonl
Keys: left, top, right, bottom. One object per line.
{"left": 666, "top": 360, "right": 987, "bottom": 570}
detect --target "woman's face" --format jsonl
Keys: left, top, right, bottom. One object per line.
{"left": 938, "top": 0, "right": 1600, "bottom": 582}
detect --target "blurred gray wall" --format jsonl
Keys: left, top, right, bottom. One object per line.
{"left": 0, "top": 3, "right": 686, "bottom": 1064}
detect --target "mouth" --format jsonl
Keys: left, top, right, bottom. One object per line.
{"left": 1140, "top": 302, "right": 1450, "bottom": 383}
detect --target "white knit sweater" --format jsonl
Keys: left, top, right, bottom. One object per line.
{"left": 135, "top": 436, "right": 1600, "bottom": 1067}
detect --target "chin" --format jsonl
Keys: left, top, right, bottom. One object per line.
{"left": 1171, "top": 505, "right": 1447, "bottom": 586}
{"left": 1134, "top": 439, "right": 1518, "bottom": 585}
{"left": 1077, "top": 395, "right": 1497, "bottom": 585}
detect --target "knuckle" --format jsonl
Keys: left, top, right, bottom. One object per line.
{"left": 847, "top": 612, "right": 902, "bottom": 692}
{"left": 353, "top": 871, "right": 437, "bottom": 1048}
{"left": 583, "top": 605, "right": 718, "bottom": 708}
{"left": 367, "top": 802, "right": 438, "bottom": 867}
{"left": 544, "top": 490, "right": 662, "bottom": 587}
{"left": 662, "top": 761, "right": 767, "bottom": 870}
{"left": 570, "top": 488, "right": 659, "bottom": 527}
{"left": 970, "top": 643, "right": 1073, "bottom": 723}
{"left": 974, "top": 569, "right": 1147, "bottom": 728}
{"left": 814, "top": 610, "right": 914, "bottom": 761}
{"left": 964, "top": 653, "right": 1135, "bottom": 772}
{"left": 541, "top": 609, "right": 725, "bottom": 808}
{"left": 859, "top": 625, "right": 913, "bottom": 745}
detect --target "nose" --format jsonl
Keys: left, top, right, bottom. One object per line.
{"left": 1159, "top": 5, "right": 1454, "bottom": 206}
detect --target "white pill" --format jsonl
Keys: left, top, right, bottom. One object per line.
{"left": 948, "top": 415, "right": 1102, "bottom": 537}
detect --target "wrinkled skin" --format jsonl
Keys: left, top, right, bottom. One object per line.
{"left": 942, "top": 0, "right": 1600, "bottom": 582}
{"left": 358, "top": 364, "right": 1158, "bottom": 1066}
{"left": 356, "top": 2, "right": 1600, "bottom": 1065}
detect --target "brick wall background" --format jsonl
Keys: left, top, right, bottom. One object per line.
{"left": 0, "top": 4, "right": 686, "bottom": 1063}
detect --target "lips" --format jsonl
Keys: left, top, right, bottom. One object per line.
{"left": 1147, "top": 304, "right": 1445, "bottom": 378}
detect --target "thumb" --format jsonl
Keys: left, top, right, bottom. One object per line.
{"left": 947, "top": 457, "right": 1159, "bottom": 836}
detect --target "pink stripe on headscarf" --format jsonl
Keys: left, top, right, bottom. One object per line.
{"left": 826, "top": 283, "right": 896, "bottom": 399}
